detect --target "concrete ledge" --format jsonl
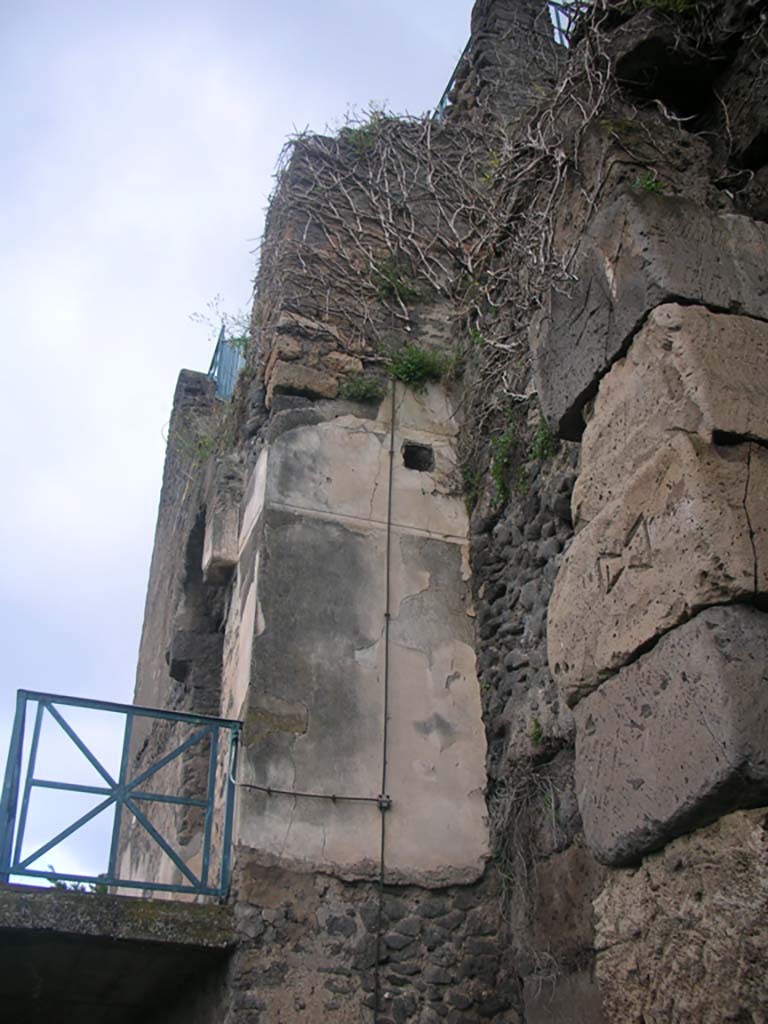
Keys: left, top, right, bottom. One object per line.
{"left": 0, "top": 884, "right": 236, "bottom": 947}
{"left": 0, "top": 886, "right": 235, "bottom": 1024}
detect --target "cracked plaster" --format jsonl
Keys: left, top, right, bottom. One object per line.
{"left": 223, "top": 385, "right": 488, "bottom": 886}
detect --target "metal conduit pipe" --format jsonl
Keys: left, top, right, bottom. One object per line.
{"left": 372, "top": 380, "right": 397, "bottom": 1020}
{"left": 227, "top": 385, "right": 399, "bottom": 1022}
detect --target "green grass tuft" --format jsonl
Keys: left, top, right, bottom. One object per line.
{"left": 388, "top": 345, "right": 446, "bottom": 392}
{"left": 339, "top": 374, "right": 387, "bottom": 403}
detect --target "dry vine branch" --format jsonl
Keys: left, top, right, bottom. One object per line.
{"left": 246, "top": 0, "right": 749, "bottom": 503}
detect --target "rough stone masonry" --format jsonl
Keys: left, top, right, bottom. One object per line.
{"left": 108, "top": 2, "right": 768, "bottom": 1023}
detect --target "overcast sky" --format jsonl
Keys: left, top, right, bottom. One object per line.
{"left": 0, "top": 0, "right": 475, "bottom": 880}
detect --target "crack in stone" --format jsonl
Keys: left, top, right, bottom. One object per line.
{"left": 584, "top": 299, "right": 768, "bottom": 441}
{"left": 278, "top": 797, "right": 298, "bottom": 859}
{"left": 368, "top": 474, "right": 380, "bottom": 521}
{"left": 595, "top": 597, "right": 757, "bottom": 693}
{"left": 743, "top": 443, "right": 759, "bottom": 598}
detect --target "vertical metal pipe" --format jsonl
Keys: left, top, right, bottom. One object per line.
{"left": 374, "top": 380, "right": 398, "bottom": 1020}
{"left": 380, "top": 381, "right": 396, "bottom": 801}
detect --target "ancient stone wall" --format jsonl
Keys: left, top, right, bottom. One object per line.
{"left": 523, "top": 3, "right": 768, "bottom": 1019}
{"left": 218, "top": 864, "right": 517, "bottom": 1024}
{"left": 445, "top": 0, "right": 561, "bottom": 120}
{"left": 456, "top": 1, "right": 768, "bottom": 1020}
{"left": 123, "top": 2, "right": 768, "bottom": 1022}
{"left": 117, "top": 370, "right": 234, "bottom": 893}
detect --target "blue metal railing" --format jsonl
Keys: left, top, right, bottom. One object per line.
{"left": 549, "top": 2, "right": 580, "bottom": 47}
{"left": 0, "top": 690, "right": 240, "bottom": 897}
{"left": 208, "top": 324, "right": 245, "bottom": 400}
{"left": 434, "top": 40, "right": 471, "bottom": 121}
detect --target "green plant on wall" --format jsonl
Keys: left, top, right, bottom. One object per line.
{"left": 481, "top": 150, "right": 502, "bottom": 186}
{"left": 338, "top": 105, "right": 392, "bottom": 157}
{"left": 490, "top": 424, "right": 518, "bottom": 504}
{"left": 47, "top": 865, "right": 107, "bottom": 894}
{"left": 190, "top": 296, "right": 251, "bottom": 354}
{"left": 339, "top": 374, "right": 386, "bottom": 403}
{"left": 528, "top": 719, "right": 543, "bottom": 745}
{"left": 171, "top": 425, "right": 217, "bottom": 465}
{"left": 227, "top": 334, "right": 249, "bottom": 357}
{"left": 530, "top": 418, "right": 558, "bottom": 461}
{"left": 373, "top": 255, "right": 426, "bottom": 305}
{"left": 633, "top": 170, "right": 666, "bottom": 194}
{"left": 387, "top": 344, "right": 447, "bottom": 392}
{"left": 169, "top": 397, "right": 238, "bottom": 468}
{"left": 462, "top": 465, "right": 481, "bottom": 514}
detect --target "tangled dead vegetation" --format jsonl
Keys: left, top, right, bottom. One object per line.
{"left": 487, "top": 757, "right": 572, "bottom": 975}
{"left": 246, "top": 0, "right": 765, "bottom": 504}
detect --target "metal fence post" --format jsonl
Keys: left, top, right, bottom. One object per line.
{"left": 0, "top": 692, "right": 28, "bottom": 883}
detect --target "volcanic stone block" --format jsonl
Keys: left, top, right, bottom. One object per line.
{"left": 203, "top": 458, "right": 242, "bottom": 584}
{"left": 167, "top": 630, "right": 225, "bottom": 684}
{"left": 532, "top": 192, "right": 768, "bottom": 439}
{"left": 748, "top": 442, "right": 768, "bottom": 584}
{"left": 530, "top": 844, "right": 606, "bottom": 961}
{"left": 524, "top": 971, "right": 607, "bottom": 1024}
{"left": 573, "top": 304, "right": 768, "bottom": 528}
{"left": 714, "top": 28, "right": 768, "bottom": 170}
{"left": 323, "top": 350, "right": 363, "bottom": 375}
{"left": 264, "top": 335, "right": 303, "bottom": 381}
{"left": 594, "top": 808, "right": 768, "bottom": 1024}
{"left": 575, "top": 606, "right": 768, "bottom": 865}
{"left": 548, "top": 432, "right": 768, "bottom": 707}
{"left": 265, "top": 360, "right": 339, "bottom": 407}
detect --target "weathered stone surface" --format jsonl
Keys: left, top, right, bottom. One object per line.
{"left": 167, "top": 629, "right": 224, "bottom": 683}
{"left": 265, "top": 360, "right": 339, "bottom": 407}
{"left": 549, "top": 432, "right": 767, "bottom": 706}
{"left": 594, "top": 809, "right": 768, "bottom": 1024}
{"left": 119, "top": 370, "right": 229, "bottom": 887}
{"left": 606, "top": 9, "right": 684, "bottom": 90}
{"left": 263, "top": 334, "right": 303, "bottom": 380}
{"left": 531, "top": 844, "right": 606, "bottom": 961}
{"left": 275, "top": 309, "right": 346, "bottom": 345}
{"left": 323, "top": 350, "right": 364, "bottom": 375}
{"left": 576, "top": 606, "right": 768, "bottom": 865}
{"left": 523, "top": 970, "right": 606, "bottom": 1024}
{"left": 714, "top": 25, "right": 768, "bottom": 171}
{"left": 263, "top": 402, "right": 466, "bottom": 541}
{"left": 203, "top": 456, "right": 242, "bottom": 584}
{"left": 573, "top": 304, "right": 768, "bottom": 529}
{"left": 221, "top": 867, "right": 516, "bottom": 1024}
{"left": 532, "top": 192, "right": 768, "bottom": 439}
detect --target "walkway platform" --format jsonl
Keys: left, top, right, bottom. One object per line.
{"left": 0, "top": 884, "right": 235, "bottom": 1023}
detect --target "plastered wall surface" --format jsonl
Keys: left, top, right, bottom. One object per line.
{"left": 225, "top": 385, "right": 489, "bottom": 886}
